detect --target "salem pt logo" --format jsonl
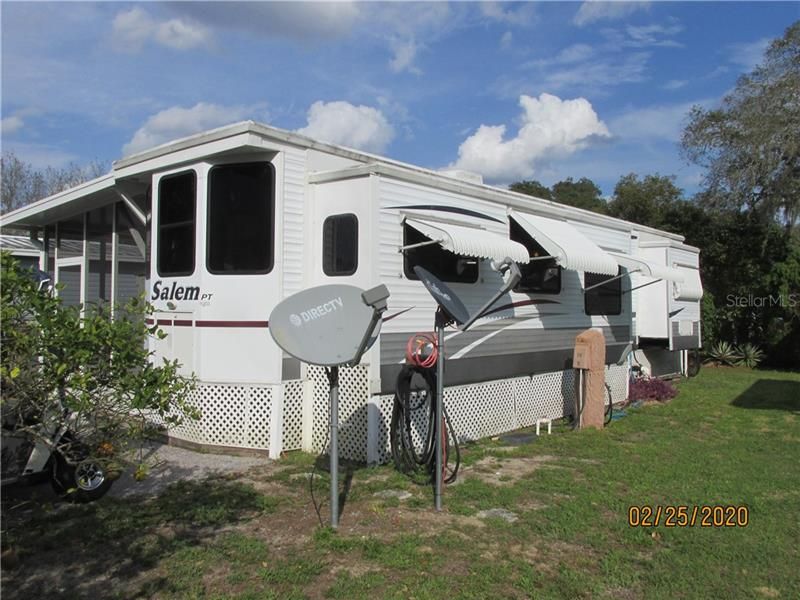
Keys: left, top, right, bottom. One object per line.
{"left": 151, "top": 280, "right": 203, "bottom": 301}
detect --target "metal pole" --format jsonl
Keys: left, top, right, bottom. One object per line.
{"left": 329, "top": 366, "right": 339, "bottom": 528}
{"left": 435, "top": 313, "right": 444, "bottom": 511}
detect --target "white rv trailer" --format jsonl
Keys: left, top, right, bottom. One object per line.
{"left": 0, "top": 121, "right": 702, "bottom": 462}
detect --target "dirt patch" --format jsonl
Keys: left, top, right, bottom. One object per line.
{"left": 464, "top": 455, "right": 562, "bottom": 486}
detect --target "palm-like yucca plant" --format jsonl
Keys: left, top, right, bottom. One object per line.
{"left": 735, "top": 343, "right": 764, "bottom": 368}
{"left": 705, "top": 341, "right": 738, "bottom": 366}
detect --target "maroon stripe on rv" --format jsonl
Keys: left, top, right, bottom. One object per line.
{"left": 156, "top": 319, "right": 172, "bottom": 326}
{"left": 173, "top": 320, "right": 193, "bottom": 327}
{"left": 145, "top": 318, "right": 154, "bottom": 325}
{"left": 194, "top": 320, "right": 269, "bottom": 328}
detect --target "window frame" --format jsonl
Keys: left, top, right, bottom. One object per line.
{"left": 205, "top": 161, "right": 276, "bottom": 276}
{"left": 583, "top": 268, "right": 623, "bottom": 316}
{"left": 402, "top": 222, "right": 479, "bottom": 284}
{"left": 157, "top": 170, "right": 197, "bottom": 278}
{"left": 322, "top": 213, "right": 359, "bottom": 277}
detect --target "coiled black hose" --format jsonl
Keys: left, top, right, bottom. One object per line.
{"left": 389, "top": 364, "right": 460, "bottom": 484}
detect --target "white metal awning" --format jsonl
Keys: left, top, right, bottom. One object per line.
{"left": 608, "top": 252, "right": 685, "bottom": 283}
{"left": 509, "top": 210, "right": 618, "bottom": 275}
{"left": 673, "top": 267, "right": 703, "bottom": 301}
{"left": 404, "top": 218, "right": 529, "bottom": 263}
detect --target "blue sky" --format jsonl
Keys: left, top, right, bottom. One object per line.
{"left": 1, "top": 1, "right": 798, "bottom": 196}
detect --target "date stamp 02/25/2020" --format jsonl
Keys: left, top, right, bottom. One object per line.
{"left": 628, "top": 505, "right": 750, "bottom": 528}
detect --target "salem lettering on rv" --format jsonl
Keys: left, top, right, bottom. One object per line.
{"left": 290, "top": 297, "right": 344, "bottom": 327}
{"left": 151, "top": 280, "right": 203, "bottom": 301}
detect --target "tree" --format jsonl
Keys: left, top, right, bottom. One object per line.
{"left": 607, "top": 173, "right": 684, "bottom": 227}
{"left": 551, "top": 177, "right": 606, "bottom": 213}
{"left": 0, "top": 253, "right": 198, "bottom": 493}
{"left": 509, "top": 179, "right": 553, "bottom": 200}
{"left": 681, "top": 21, "right": 800, "bottom": 231}
{"left": 1, "top": 151, "right": 108, "bottom": 214}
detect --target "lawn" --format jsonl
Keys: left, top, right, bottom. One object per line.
{"left": 2, "top": 367, "right": 799, "bottom": 599}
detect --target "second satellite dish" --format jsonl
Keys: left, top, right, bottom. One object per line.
{"left": 413, "top": 266, "right": 469, "bottom": 325}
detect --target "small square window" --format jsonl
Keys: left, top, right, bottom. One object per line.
{"left": 323, "top": 213, "right": 358, "bottom": 276}
{"left": 584, "top": 269, "right": 622, "bottom": 315}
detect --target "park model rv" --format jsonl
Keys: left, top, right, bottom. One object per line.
{"left": 1, "top": 121, "right": 702, "bottom": 462}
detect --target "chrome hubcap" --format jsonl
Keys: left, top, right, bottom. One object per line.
{"left": 75, "top": 461, "right": 105, "bottom": 491}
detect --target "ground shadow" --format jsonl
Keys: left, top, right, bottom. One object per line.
{"left": 730, "top": 379, "right": 800, "bottom": 412}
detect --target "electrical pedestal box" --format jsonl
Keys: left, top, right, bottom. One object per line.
{"left": 574, "top": 329, "right": 606, "bottom": 430}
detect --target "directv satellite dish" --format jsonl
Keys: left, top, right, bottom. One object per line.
{"left": 269, "top": 283, "right": 390, "bottom": 529}
{"left": 270, "top": 285, "right": 384, "bottom": 366}
{"left": 413, "top": 266, "right": 469, "bottom": 326}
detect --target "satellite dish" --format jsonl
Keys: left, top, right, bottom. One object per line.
{"left": 270, "top": 285, "right": 383, "bottom": 366}
{"left": 413, "top": 266, "right": 469, "bottom": 325}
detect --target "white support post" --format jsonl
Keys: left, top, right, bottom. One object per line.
{"left": 53, "top": 222, "right": 60, "bottom": 293}
{"left": 80, "top": 213, "right": 89, "bottom": 316}
{"left": 269, "top": 384, "right": 284, "bottom": 459}
{"left": 111, "top": 203, "right": 119, "bottom": 318}
{"left": 301, "top": 377, "right": 315, "bottom": 452}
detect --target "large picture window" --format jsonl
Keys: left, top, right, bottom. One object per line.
{"left": 510, "top": 218, "right": 561, "bottom": 294}
{"left": 323, "top": 213, "right": 358, "bottom": 276}
{"left": 403, "top": 223, "right": 478, "bottom": 283}
{"left": 157, "top": 171, "right": 196, "bottom": 277}
{"left": 584, "top": 269, "right": 622, "bottom": 315}
{"left": 207, "top": 162, "right": 274, "bottom": 274}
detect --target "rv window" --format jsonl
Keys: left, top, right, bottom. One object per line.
{"left": 207, "top": 162, "right": 275, "bottom": 274}
{"left": 403, "top": 223, "right": 479, "bottom": 283}
{"left": 157, "top": 171, "right": 196, "bottom": 277}
{"left": 584, "top": 269, "right": 622, "bottom": 316}
{"left": 323, "top": 213, "right": 358, "bottom": 276}
{"left": 509, "top": 218, "right": 561, "bottom": 294}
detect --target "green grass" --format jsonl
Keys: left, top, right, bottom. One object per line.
{"left": 2, "top": 367, "right": 799, "bottom": 599}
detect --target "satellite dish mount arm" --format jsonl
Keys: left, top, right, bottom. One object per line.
{"left": 459, "top": 258, "right": 522, "bottom": 331}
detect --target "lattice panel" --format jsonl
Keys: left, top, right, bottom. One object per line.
{"left": 152, "top": 383, "right": 273, "bottom": 450}
{"left": 282, "top": 379, "right": 304, "bottom": 451}
{"left": 515, "top": 371, "right": 575, "bottom": 427}
{"left": 444, "top": 379, "right": 518, "bottom": 443}
{"left": 309, "top": 365, "right": 370, "bottom": 462}
{"left": 605, "top": 364, "right": 629, "bottom": 405}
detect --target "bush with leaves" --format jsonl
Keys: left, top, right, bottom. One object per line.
{"left": 705, "top": 341, "right": 739, "bottom": 366}
{"left": 0, "top": 252, "right": 197, "bottom": 478}
{"left": 735, "top": 343, "right": 765, "bottom": 368}
{"left": 628, "top": 377, "right": 678, "bottom": 403}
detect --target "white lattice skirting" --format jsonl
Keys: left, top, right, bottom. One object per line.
{"left": 155, "top": 365, "right": 628, "bottom": 460}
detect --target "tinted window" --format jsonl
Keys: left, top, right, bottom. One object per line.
{"left": 207, "top": 162, "right": 274, "bottom": 274}
{"left": 158, "top": 171, "right": 196, "bottom": 276}
{"left": 403, "top": 223, "right": 478, "bottom": 283}
{"left": 584, "top": 269, "right": 622, "bottom": 315}
{"left": 323, "top": 214, "right": 358, "bottom": 276}
{"left": 509, "top": 218, "right": 561, "bottom": 294}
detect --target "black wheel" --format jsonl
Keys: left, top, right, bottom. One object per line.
{"left": 50, "top": 451, "right": 112, "bottom": 503}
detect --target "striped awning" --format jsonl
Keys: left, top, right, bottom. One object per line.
{"left": 608, "top": 252, "right": 685, "bottom": 283}
{"left": 404, "top": 218, "right": 529, "bottom": 263}
{"left": 509, "top": 210, "right": 618, "bottom": 276}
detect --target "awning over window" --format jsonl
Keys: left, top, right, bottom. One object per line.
{"left": 608, "top": 252, "right": 685, "bottom": 283}
{"left": 673, "top": 267, "right": 703, "bottom": 301}
{"left": 509, "top": 210, "right": 618, "bottom": 276}
{"left": 404, "top": 218, "right": 529, "bottom": 263}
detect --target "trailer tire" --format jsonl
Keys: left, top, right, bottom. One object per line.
{"left": 50, "top": 452, "right": 112, "bottom": 503}
{"left": 686, "top": 350, "right": 702, "bottom": 378}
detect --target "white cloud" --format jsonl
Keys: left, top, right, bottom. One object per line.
{"left": 297, "top": 101, "right": 394, "bottom": 154}
{"left": 112, "top": 8, "right": 211, "bottom": 52}
{"left": 609, "top": 101, "right": 702, "bottom": 142}
{"left": 1, "top": 115, "right": 24, "bottom": 135}
{"left": 662, "top": 79, "right": 688, "bottom": 91}
{"left": 389, "top": 38, "right": 422, "bottom": 74}
{"left": 623, "top": 22, "right": 684, "bottom": 47}
{"left": 573, "top": 1, "right": 650, "bottom": 27}
{"left": 451, "top": 93, "right": 610, "bottom": 182}
{"left": 500, "top": 31, "right": 513, "bottom": 50}
{"left": 169, "top": 2, "right": 361, "bottom": 41}
{"left": 3, "top": 142, "right": 78, "bottom": 169}
{"left": 728, "top": 38, "right": 770, "bottom": 71}
{"left": 122, "top": 102, "right": 262, "bottom": 156}
{"left": 480, "top": 2, "right": 537, "bottom": 26}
